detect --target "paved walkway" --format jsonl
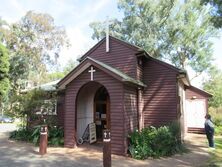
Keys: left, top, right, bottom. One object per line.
{"left": 0, "top": 124, "right": 211, "bottom": 167}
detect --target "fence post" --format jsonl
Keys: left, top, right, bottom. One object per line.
{"left": 39, "top": 125, "right": 48, "bottom": 155}
{"left": 103, "top": 129, "right": 111, "bottom": 167}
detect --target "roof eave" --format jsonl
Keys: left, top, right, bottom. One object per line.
{"left": 58, "top": 57, "right": 146, "bottom": 89}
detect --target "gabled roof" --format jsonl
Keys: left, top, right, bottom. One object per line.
{"left": 57, "top": 57, "right": 146, "bottom": 89}
{"left": 78, "top": 36, "right": 142, "bottom": 62}
{"left": 185, "top": 85, "right": 213, "bottom": 97}
{"left": 36, "top": 79, "right": 61, "bottom": 91}
{"left": 76, "top": 35, "right": 190, "bottom": 86}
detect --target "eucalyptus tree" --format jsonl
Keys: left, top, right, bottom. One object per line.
{"left": 90, "top": 0, "right": 218, "bottom": 78}
{"left": 203, "top": 67, "right": 222, "bottom": 108}
{"left": 2, "top": 11, "right": 69, "bottom": 91}
{"left": 0, "top": 43, "right": 9, "bottom": 103}
{"left": 201, "top": 0, "right": 222, "bottom": 28}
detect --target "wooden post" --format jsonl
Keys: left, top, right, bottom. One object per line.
{"left": 39, "top": 125, "right": 48, "bottom": 155}
{"left": 103, "top": 129, "right": 111, "bottom": 167}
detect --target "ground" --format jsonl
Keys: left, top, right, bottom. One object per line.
{"left": 0, "top": 123, "right": 212, "bottom": 167}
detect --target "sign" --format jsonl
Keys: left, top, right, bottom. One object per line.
{"left": 39, "top": 125, "right": 48, "bottom": 155}
{"left": 103, "top": 129, "right": 111, "bottom": 167}
{"left": 103, "top": 129, "right": 111, "bottom": 142}
{"left": 40, "top": 125, "right": 48, "bottom": 135}
{"left": 89, "top": 123, "right": 97, "bottom": 144}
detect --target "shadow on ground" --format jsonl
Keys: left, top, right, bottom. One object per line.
{"left": 0, "top": 130, "right": 210, "bottom": 167}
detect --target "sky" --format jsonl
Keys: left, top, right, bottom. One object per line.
{"left": 0, "top": 0, "right": 221, "bottom": 87}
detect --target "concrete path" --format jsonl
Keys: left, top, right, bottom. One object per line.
{"left": 0, "top": 124, "right": 211, "bottom": 167}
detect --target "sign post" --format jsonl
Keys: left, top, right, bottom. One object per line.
{"left": 39, "top": 125, "right": 48, "bottom": 155}
{"left": 103, "top": 129, "right": 111, "bottom": 167}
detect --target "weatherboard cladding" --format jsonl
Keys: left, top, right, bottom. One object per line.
{"left": 57, "top": 92, "right": 65, "bottom": 127}
{"left": 60, "top": 35, "right": 187, "bottom": 155}
{"left": 124, "top": 85, "right": 138, "bottom": 133}
{"left": 185, "top": 86, "right": 212, "bottom": 99}
{"left": 64, "top": 66, "right": 125, "bottom": 155}
{"left": 142, "top": 59, "right": 179, "bottom": 127}
{"left": 80, "top": 37, "right": 139, "bottom": 80}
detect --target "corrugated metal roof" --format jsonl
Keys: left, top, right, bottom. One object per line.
{"left": 36, "top": 79, "right": 61, "bottom": 91}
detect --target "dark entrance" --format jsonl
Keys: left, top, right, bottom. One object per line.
{"left": 94, "top": 86, "right": 110, "bottom": 139}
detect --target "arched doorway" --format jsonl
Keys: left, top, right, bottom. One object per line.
{"left": 94, "top": 86, "right": 110, "bottom": 139}
{"left": 76, "top": 82, "right": 110, "bottom": 142}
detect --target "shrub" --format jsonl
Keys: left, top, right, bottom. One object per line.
{"left": 48, "top": 126, "right": 64, "bottom": 146}
{"left": 128, "top": 128, "right": 153, "bottom": 159}
{"left": 209, "top": 107, "right": 222, "bottom": 126}
{"left": 215, "top": 126, "right": 222, "bottom": 135}
{"left": 9, "top": 128, "right": 33, "bottom": 141}
{"left": 128, "top": 122, "right": 183, "bottom": 159}
{"left": 209, "top": 107, "right": 222, "bottom": 135}
{"left": 9, "top": 125, "right": 64, "bottom": 146}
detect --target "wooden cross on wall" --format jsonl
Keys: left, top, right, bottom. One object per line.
{"left": 88, "top": 66, "right": 96, "bottom": 81}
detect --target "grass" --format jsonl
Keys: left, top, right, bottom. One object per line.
{"left": 204, "top": 136, "right": 222, "bottom": 167}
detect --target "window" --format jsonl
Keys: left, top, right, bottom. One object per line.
{"left": 35, "top": 100, "right": 57, "bottom": 115}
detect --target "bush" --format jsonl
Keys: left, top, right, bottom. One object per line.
{"left": 9, "top": 128, "right": 33, "bottom": 142}
{"left": 48, "top": 126, "right": 64, "bottom": 146}
{"left": 215, "top": 126, "right": 222, "bottom": 135}
{"left": 209, "top": 107, "right": 222, "bottom": 135}
{"left": 9, "top": 126, "right": 64, "bottom": 146}
{"left": 128, "top": 122, "right": 183, "bottom": 159}
{"left": 209, "top": 107, "right": 222, "bottom": 126}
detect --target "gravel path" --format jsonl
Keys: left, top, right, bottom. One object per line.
{"left": 0, "top": 124, "right": 210, "bottom": 167}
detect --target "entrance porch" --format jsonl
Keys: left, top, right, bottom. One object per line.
{"left": 76, "top": 81, "right": 110, "bottom": 142}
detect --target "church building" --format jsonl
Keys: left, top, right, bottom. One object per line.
{"left": 56, "top": 36, "right": 211, "bottom": 155}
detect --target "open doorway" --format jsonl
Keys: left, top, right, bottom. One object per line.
{"left": 94, "top": 86, "right": 110, "bottom": 140}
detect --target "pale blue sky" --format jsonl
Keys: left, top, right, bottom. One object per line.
{"left": 0, "top": 0, "right": 221, "bottom": 86}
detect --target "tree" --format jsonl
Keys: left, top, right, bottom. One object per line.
{"left": 39, "top": 58, "right": 77, "bottom": 83}
{"left": 2, "top": 11, "right": 69, "bottom": 91}
{"left": 90, "top": 0, "right": 218, "bottom": 78}
{"left": 201, "top": 0, "right": 222, "bottom": 28}
{"left": 203, "top": 66, "right": 222, "bottom": 108}
{"left": 0, "top": 17, "right": 8, "bottom": 40}
{"left": 0, "top": 43, "right": 10, "bottom": 103}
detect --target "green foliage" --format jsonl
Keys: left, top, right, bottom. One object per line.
{"left": 215, "top": 126, "right": 222, "bottom": 136}
{"left": 48, "top": 126, "right": 64, "bottom": 146}
{"left": 31, "top": 125, "right": 41, "bottom": 145}
{"left": 8, "top": 89, "right": 57, "bottom": 122}
{"left": 9, "top": 126, "right": 64, "bottom": 146}
{"left": 9, "top": 128, "right": 33, "bottom": 142}
{"left": 42, "top": 59, "right": 77, "bottom": 83}
{"left": 0, "top": 43, "right": 10, "bottom": 102}
{"left": 201, "top": 0, "right": 222, "bottom": 28}
{"left": 90, "top": 0, "right": 218, "bottom": 76}
{"left": 129, "top": 122, "right": 183, "bottom": 159}
{"left": 209, "top": 107, "right": 222, "bottom": 135}
{"left": 203, "top": 67, "right": 222, "bottom": 108}
{"left": 1, "top": 11, "right": 69, "bottom": 93}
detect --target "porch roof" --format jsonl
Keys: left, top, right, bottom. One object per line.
{"left": 57, "top": 57, "right": 146, "bottom": 89}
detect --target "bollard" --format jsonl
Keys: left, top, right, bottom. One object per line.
{"left": 103, "top": 129, "right": 111, "bottom": 167}
{"left": 39, "top": 125, "right": 48, "bottom": 155}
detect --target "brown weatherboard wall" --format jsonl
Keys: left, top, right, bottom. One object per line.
{"left": 57, "top": 92, "right": 65, "bottom": 127}
{"left": 81, "top": 37, "right": 139, "bottom": 80}
{"left": 64, "top": 66, "right": 126, "bottom": 155}
{"left": 123, "top": 85, "right": 138, "bottom": 147}
{"left": 142, "top": 59, "right": 179, "bottom": 127}
{"left": 185, "top": 87, "right": 210, "bottom": 99}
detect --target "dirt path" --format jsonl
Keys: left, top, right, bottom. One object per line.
{"left": 0, "top": 124, "right": 211, "bottom": 167}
